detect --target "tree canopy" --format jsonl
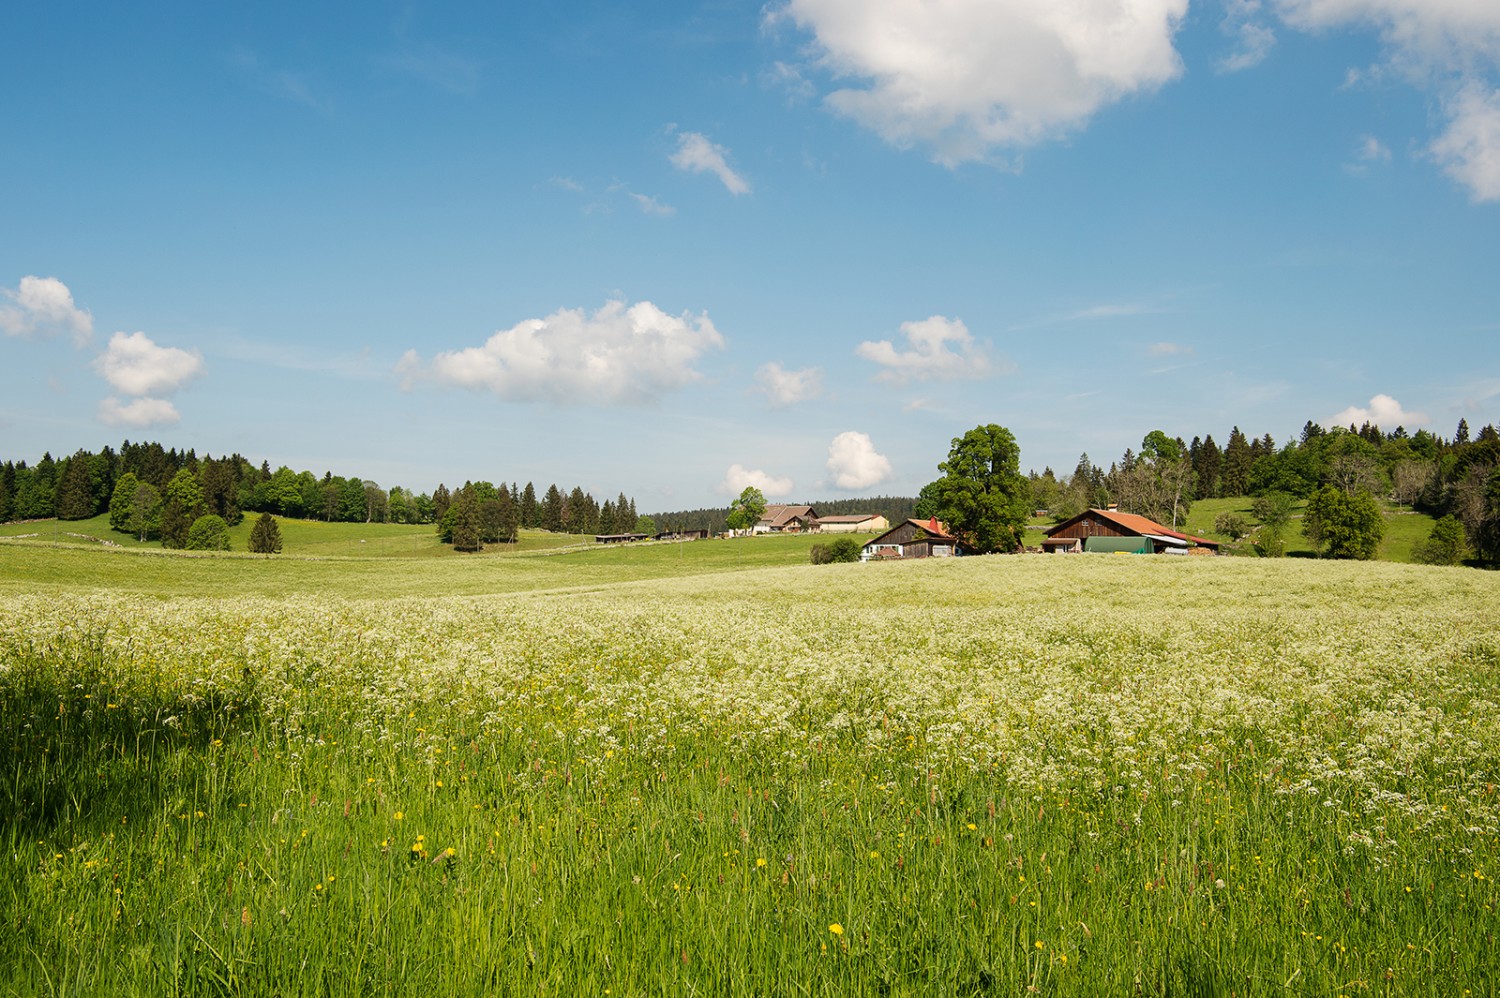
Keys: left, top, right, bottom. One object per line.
{"left": 725, "top": 487, "right": 767, "bottom": 535}
{"left": 916, "top": 424, "right": 1028, "bottom": 554}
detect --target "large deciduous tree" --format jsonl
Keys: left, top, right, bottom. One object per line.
{"left": 1303, "top": 486, "right": 1383, "bottom": 559}
{"left": 725, "top": 487, "right": 767, "bottom": 535}
{"left": 916, "top": 424, "right": 1029, "bottom": 554}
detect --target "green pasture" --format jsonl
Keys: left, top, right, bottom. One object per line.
{"left": 2, "top": 532, "right": 1497, "bottom": 995}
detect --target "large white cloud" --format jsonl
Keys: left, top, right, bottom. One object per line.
{"left": 775, "top": 0, "right": 1189, "bottom": 164}
{"left": 826, "top": 431, "right": 893, "bottom": 490}
{"left": 1273, "top": 0, "right": 1500, "bottom": 200}
{"left": 719, "top": 463, "right": 795, "bottom": 498}
{"left": 1329, "top": 393, "right": 1429, "bottom": 428}
{"left": 0, "top": 276, "right": 94, "bottom": 344}
{"left": 97, "top": 396, "right": 181, "bottom": 428}
{"left": 1431, "top": 81, "right": 1500, "bottom": 201}
{"left": 754, "top": 362, "right": 824, "bottom": 406}
{"left": 398, "top": 300, "right": 725, "bottom": 405}
{"left": 670, "top": 132, "right": 752, "bottom": 194}
{"left": 94, "top": 331, "right": 205, "bottom": 396}
{"left": 856, "top": 315, "right": 997, "bottom": 383}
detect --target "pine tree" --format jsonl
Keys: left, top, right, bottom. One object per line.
{"left": 159, "top": 497, "right": 191, "bottom": 549}
{"left": 450, "top": 495, "right": 482, "bottom": 552}
{"left": 541, "top": 484, "right": 563, "bottom": 532}
{"left": 249, "top": 512, "right": 283, "bottom": 554}
{"left": 55, "top": 450, "right": 96, "bottom": 520}
{"left": 520, "top": 482, "right": 539, "bottom": 528}
{"left": 1221, "top": 427, "right": 1253, "bottom": 496}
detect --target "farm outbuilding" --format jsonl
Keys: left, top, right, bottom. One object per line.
{"left": 815, "top": 513, "right": 890, "bottom": 534}
{"left": 860, "top": 518, "right": 963, "bottom": 561}
{"left": 1043, "top": 508, "right": 1219, "bottom": 555}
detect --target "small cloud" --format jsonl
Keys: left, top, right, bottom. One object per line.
{"left": 754, "top": 362, "right": 823, "bottom": 406}
{"left": 1217, "top": 1, "right": 1276, "bottom": 74}
{"left": 762, "top": 61, "right": 815, "bottom": 101}
{"left": 826, "top": 431, "right": 893, "bottom": 490}
{"left": 627, "top": 191, "right": 676, "bottom": 216}
{"left": 399, "top": 299, "right": 725, "bottom": 405}
{"left": 718, "top": 463, "right": 793, "bottom": 498}
{"left": 1148, "top": 341, "right": 1193, "bottom": 356}
{"left": 93, "top": 331, "right": 204, "bottom": 396}
{"left": 856, "top": 315, "right": 1001, "bottom": 384}
{"left": 550, "top": 176, "right": 585, "bottom": 193}
{"left": 902, "top": 398, "right": 929, "bottom": 413}
{"left": 1330, "top": 393, "right": 1429, "bottom": 429}
{"left": 0, "top": 275, "right": 93, "bottom": 345}
{"left": 98, "top": 396, "right": 181, "bottom": 427}
{"left": 1358, "top": 135, "right": 1392, "bottom": 162}
{"left": 669, "top": 132, "right": 751, "bottom": 195}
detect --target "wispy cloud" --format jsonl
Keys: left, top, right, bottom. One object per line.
{"left": 669, "top": 131, "right": 751, "bottom": 195}
{"left": 1218, "top": 0, "right": 1276, "bottom": 73}
{"left": 228, "top": 47, "right": 333, "bottom": 114}
{"left": 382, "top": 43, "right": 481, "bottom": 95}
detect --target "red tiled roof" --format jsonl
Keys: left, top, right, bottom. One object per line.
{"left": 1068, "top": 508, "right": 1219, "bottom": 548}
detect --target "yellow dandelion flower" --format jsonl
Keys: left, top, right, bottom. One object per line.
{"left": 1035, "top": 940, "right": 1045, "bottom": 949}
{"left": 829, "top": 923, "right": 844, "bottom": 936}
{"left": 757, "top": 858, "right": 767, "bottom": 868}
{"left": 394, "top": 811, "right": 404, "bottom": 821}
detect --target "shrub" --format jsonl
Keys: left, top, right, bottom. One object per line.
{"left": 185, "top": 514, "right": 231, "bottom": 552}
{"left": 811, "top": 537, "right": 861, "bottom": 564}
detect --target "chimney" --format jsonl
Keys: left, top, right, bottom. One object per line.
{"left": 1107, "top": 503, "right": 1118, "bottom": 512}
{"left": 929, "top": 516, "right": 940, "bottom": 533}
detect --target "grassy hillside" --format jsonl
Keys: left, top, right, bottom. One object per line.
{"left": 0, "top": 526, "right": 827, "bottom": 598}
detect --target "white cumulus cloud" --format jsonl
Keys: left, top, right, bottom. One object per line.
{"left": 1431, "top": 81, "right": 1500, "bottom": 201}
{"left": 94, "top": 331, "right": 204, "bottom": 396}
{"left": 719, "top": 463, "right": 794, "bottom": 498}
{"left": 754, "top": 362, "right": 824, "bottom": 406}
{"left": 1149, "top": 341, "right": 1194, "bottom": 356}
{"left": 775, "top": 0, "right": 1189, "bottom": 164}
{"left": 856, "top": 315, "right": 998, "bottom": 384}
{"left": 97, "top": 396, "right": 181, "bottom": 428}
{"left": 1329, "top": 393, "right": 1429, "bottom": 429}
{"left": 826, "top": 431, "right": 893, "bottom": 490}
{"left": 1273, "top": 0, "right": 1500, "bottom": 200}
{"left": 398, "top": 299, "right": 725, "bottom": 405}
{"left": 0, "top": 276, "right": 94, "bottom": 344}
{"left": 670, "top": 132, "right": 751, "bottom": 195}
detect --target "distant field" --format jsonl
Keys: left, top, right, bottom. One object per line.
{"left": 2, "top": 542, "right": 1496, "bottom": 995}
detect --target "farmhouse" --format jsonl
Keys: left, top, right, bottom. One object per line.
{"left": 1042, "top": 508, "right": 1219, "bottom": 555}
{"left": 861, "top": 518, "right": 963, "bottom": 561}
{"left": 815, "top": 513, "right": 890, "bottom": 534}
{"left": 753, "top": 504, "right": 819, "bottom": 534}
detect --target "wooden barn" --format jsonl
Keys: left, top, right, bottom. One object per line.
{"left": 1042, "top": 508, "right": 1219, "bottom": 555}
{"left": 753, "top": 504, "right": 819, "bottom": 534}
{"left": 860, "top": 518, "right": 963, "bottom": 561}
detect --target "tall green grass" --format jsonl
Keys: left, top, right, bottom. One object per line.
{"left": 2, "top": 551, "right": 1496, "bottom": 995}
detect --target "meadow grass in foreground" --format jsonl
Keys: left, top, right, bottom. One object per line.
{"left": 2, "top": 552, "right": 1497, "bottom": 995}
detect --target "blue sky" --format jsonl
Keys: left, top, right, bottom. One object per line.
{"left": 4, "top": 1, "right": 1498, "bottom": 510}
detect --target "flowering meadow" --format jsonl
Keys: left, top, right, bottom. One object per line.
{"left": 2, "top": 548, "right": 1498, "bottom": 995}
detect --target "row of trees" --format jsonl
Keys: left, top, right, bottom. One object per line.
{"left": 1, "top": 440, "right": 645, "bottom": 555}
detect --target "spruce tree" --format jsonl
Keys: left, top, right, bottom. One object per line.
{"left": 249, "top": 512, "right": 283, "bottom": 554}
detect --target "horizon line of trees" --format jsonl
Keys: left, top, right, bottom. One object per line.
{"left": 0, "top": 439, "right": 642, "bottom": 553}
